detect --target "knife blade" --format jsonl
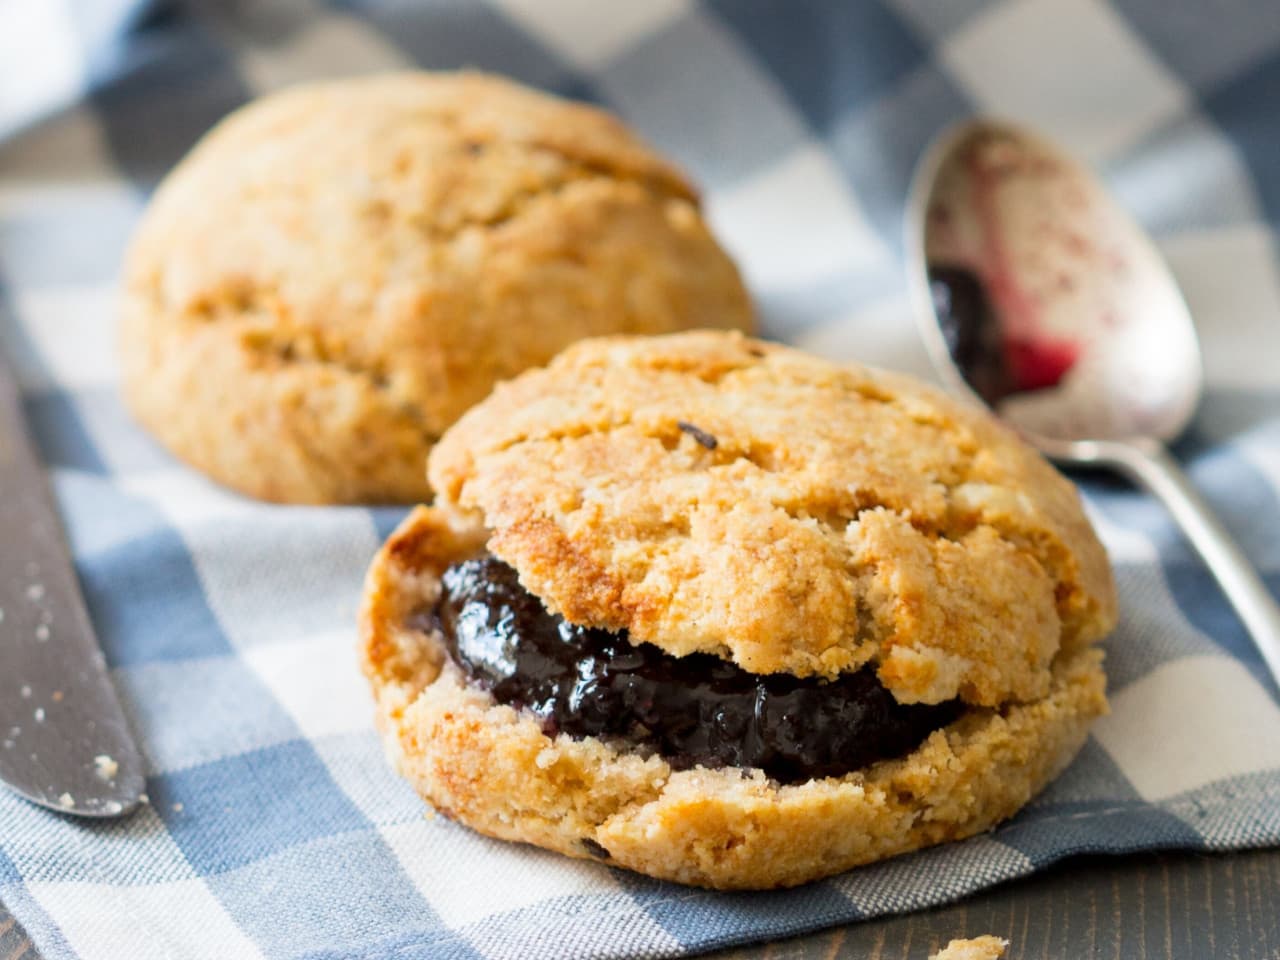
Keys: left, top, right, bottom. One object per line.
{"left": 0, "top": 348, "right": 144, "bottom": 817}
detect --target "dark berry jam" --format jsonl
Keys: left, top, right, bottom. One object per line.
{"left": 931, "top": 265, "right": 1079, "bottom": 406}
{"left": 932, "top": 265, "right": 1014, "bottom": 407}
{"left": 421, "top": 555, "right": 961, "bottom": 784}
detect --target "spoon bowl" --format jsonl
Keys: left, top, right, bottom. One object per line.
{"left": 907, "top": 118, "right": 1280, "bottom": 686}
{"left": 906, "top": 120, "right": 1202, "bottom": 459}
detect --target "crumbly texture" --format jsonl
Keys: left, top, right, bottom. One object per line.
{"left": 930, "top": 936, "right": 1009, "bottom": 960}
{"left": 120, "top": 72, "right": 752, "bottom": 504}
{"left": 360, "top": 506, "right": 1108, "bottom": 890}
{"left": 429, "top": 331, "right": 1117, "bottom": 705}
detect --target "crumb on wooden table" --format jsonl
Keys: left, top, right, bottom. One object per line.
{"left": 929, "top": 935, "right": 1009, "bottom": 960}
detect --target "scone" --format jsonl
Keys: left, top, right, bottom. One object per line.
{"left": 120, "top": 72, "right": 752, "bottom": 504}
{"left": 360, "top": 331, "right": 1116, "bottom": 889}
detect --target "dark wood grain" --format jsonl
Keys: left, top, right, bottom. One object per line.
{"left": 0, "top": 912, "right": 32, "bottom": 960}
{"left": 2, "top": 849, "right": 1278, "bottom": 959}
{"left": 711, "top": 849, "right": 1280, "bottom": 960}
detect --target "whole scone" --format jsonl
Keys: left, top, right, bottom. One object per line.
{"left": 360, "top": 331, "right": 1117, "bottom": 889}
{"left": 120, "top": 72, "right": 752, "bottom": 504}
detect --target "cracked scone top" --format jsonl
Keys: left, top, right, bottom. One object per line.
{"left": 120, "top": 72, "right": 752, "bottom": 504}
{"left": 429, "top": 330, "right": 1116, "bottom": 707}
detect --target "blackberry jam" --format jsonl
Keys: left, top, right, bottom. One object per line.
{"left": 421, "top": 555, "right": 961, "bottom": 784}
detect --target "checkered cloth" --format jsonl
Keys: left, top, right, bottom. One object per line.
{"left": 2, "top": 1, "right": 1279, "bottom": 958}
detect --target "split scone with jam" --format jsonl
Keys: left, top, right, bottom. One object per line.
{"left": 360, "top": 330, "right": 1116, "bottom": 889}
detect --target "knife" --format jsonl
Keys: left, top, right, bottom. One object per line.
{"left": 0, "top": 347, "right": 144, "bottom": 817}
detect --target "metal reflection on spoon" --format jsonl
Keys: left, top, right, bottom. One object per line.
{"left": 906, "top": 119, "right": 1280, "bottom": 688}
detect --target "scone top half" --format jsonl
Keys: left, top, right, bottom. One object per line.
{"left": 427, "top": 330, "right": 1116, "bottom": 708}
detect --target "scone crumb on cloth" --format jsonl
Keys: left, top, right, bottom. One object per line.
{"left": 930, "top": 935, "right": 1009, "bottom": 960}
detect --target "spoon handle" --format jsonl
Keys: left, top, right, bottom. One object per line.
{"left": 1102, "top": 440, "right": 1280, "bottom": 687}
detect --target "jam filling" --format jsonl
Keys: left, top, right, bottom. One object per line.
{"left": 420, "top": 555, "right": 961, "bottom": 784}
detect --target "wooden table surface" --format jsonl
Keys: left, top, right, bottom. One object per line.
{"left": 3, "top": 847, "right": 1278, "bottom": 959}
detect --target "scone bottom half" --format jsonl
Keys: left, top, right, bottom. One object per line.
{"left": 360, "top": 331, "right": 1117, "bottom": 890}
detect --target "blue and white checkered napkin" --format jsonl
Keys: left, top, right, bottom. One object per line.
{"left": 2, "top": 2, "right": 1279, "bottom": 958}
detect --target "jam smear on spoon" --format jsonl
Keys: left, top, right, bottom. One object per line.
{"left": 930, "top": 265, "right": 1079, "bottom": 407}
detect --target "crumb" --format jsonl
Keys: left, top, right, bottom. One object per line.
{"left": 20, "top": 685, "right": 31, "bottom": 698}
{"left": 535, "top": 747, "right": 560, "bottom": 769}
{"left": 36, "top": 624, "right": 50, "bottom": 641}
{"left": 94, "top": 755, "right": 119, "bottom": 781}
{"left": 27, "top": 584, "right": 45, "bottom": 601}
{"left": 33, "top": 708, "right": 45, "bottom": 723}
{"left": 139, "top": 792, "right": 150, "bottom": 804}
{"left": 51, "top": 690, "right": 63, "bottom": 702}
{"left": 57, "top": 793, "right": 75, "bottom": 809}
{"left": 930, "top": 935, "right": 1009, "bottom": 960}
{"left": 172, "top": 802, "right": 184, "bottom": 813}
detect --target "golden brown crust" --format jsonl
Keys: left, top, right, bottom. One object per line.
{"left": 429, "top": 331, "right": 1117, "bottom": 705}
{"left": 120, "top": 72, "right": 752, "bottom": 504}
{"left": 360, "top": 506, "right": 1108, "bottom": 890}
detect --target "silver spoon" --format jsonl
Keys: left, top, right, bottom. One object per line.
{"left": 905, "top": 118, "right": 1280, "bottom": 686}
